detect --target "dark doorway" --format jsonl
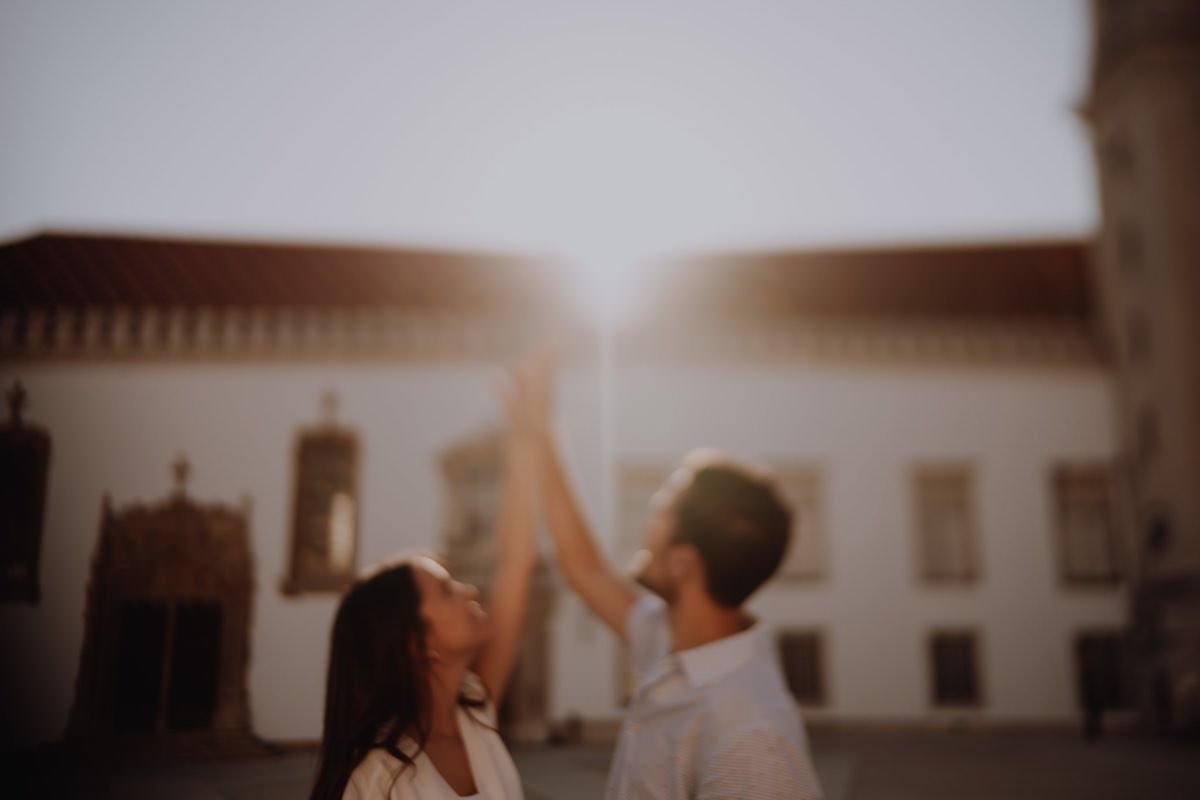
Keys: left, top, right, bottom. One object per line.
{"left": 111, "top": 601, "right": 222, "bottom": 732}
{"left": 113, "top": 602, "right": 167, "bottom": 732}
{"left": 1075, "top": 632, "right": 1130, "bottom": 711}
{"left": 167, "top": 602, "right": 222, "bottom": 730}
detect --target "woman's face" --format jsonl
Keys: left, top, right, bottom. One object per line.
{"left": 413, "top": 557, "right": 490, "bottom": 660}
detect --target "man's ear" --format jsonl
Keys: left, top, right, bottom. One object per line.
{"left": 666, "top": 542, "right": 701, "bottom": 583}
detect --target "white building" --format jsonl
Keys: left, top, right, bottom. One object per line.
{"left": 0, "top": 231, "right": 1128, "bottom": 751}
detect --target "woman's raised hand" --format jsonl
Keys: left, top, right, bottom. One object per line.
{"left": 498, "top": 348, "right": 554, "bottom": 438}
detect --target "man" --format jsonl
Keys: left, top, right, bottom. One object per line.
{"left": 511, "top": 361, "right": 823, "bottom": 800}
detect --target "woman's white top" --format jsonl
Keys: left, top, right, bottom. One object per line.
{"left": 342, "top": 674, "right": 523, "bottom": 800}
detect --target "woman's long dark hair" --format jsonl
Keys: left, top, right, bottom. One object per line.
{"left": 309, "top": 561, "right": 431, "bottom": 800}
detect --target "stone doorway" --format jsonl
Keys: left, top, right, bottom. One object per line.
{"left": 68, "top": 459, "right": 257, "bottom": 750}
{"left": 111, "top": 600, "right": 223, "bottom": 732}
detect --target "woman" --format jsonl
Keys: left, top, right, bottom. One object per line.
{"left": 310, "top": 364, "right": 541, "bottom": 800}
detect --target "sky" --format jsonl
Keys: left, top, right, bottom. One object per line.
{"left": 0, "top": 1, "right": 1098, "bottom": 262}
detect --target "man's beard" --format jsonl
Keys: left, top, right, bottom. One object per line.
{"left": 631, "top": 551, "right": 676, "bottom": 604}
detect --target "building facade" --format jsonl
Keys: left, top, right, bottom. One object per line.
{"left": 0, "top": 232, "right": 1127, "bottom": 749}
{"left": 1083, "top": 0, "right": 1200, "bottom": 733}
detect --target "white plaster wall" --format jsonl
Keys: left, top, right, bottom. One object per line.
{"left": 609, "top": 362, "right": 1124, "bottom": 723}
{"left": 0, "top": 357, "right": 1123, "bottom": 747}
{"left": 0, "top": 360, "right": 531, "bottom": 745}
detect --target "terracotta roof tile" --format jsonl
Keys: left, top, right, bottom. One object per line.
{"left": 0, "top": 232, "right": 1094, "bottom": 323}
{"left": 653, "top": 240, "right": 1093, "bottom": 320}
{"left": 0, "top": 232, "right": 559, "bottom": 312}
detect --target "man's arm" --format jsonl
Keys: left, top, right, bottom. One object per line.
{"left": 533, "top": 425, "right": 637, "bottom": 640}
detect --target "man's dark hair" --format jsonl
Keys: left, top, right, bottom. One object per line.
{"left": 669, "top": 459, "right": 792, "bottom": 608}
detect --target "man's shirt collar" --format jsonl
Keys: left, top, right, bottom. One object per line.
{"left": 673, "top": 619, "right": 765, "bottom": 688}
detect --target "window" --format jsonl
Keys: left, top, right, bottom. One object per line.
{"left": 1053, "top": 464, "right": 1120, "bottom": 585}
{"left": 1144, "top": 509, "right": 1172, "bottom": 558}
{"left": 913, "top": 465, "right": 978, "bottom": 583}
{"left": 1100, "top": 135, "right": 1135, "bottom": 178}
{"left": 440, "top": 430, "right": 504, "bottom": 580}
{"left": 282, "top": 396, "right": 360, "bottom": 595}
{"left": 772, "top": 465, "right": 826, "bottom": 580}
{"left": 0, "top": 382, "right": 51, "bottom": 604}
{"left": 459, "top": 459, "right": 503, "bottom": 556}
{"left": 1116, "top": 222, "right": 1144, "bottom": 274}
{"left": 776, "top": 630, "right": 826, "bottom": 706}
{"left": 929, "top": 630, "right": 982, "bottom": 707}
{"left": 1136, "top": 407, "right": 1160, "bottom": 468}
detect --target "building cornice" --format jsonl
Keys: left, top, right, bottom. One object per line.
{"left": 0, "top": 232, "right": 1104, "bottom": 368}
{"left": 615, "top": 316, "right": 1104, "bottom": 369}
{"left": 0, "top": 305, "right": 1104, "bottom": 368}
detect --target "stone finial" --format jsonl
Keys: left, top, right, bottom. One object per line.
{"left": 172, "top": 454, "right": 191, "bottom": 495}
{"left": 320, "top": 389, "right": 340, "bottom": 424}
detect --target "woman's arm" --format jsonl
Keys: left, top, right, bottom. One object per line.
{"left": 472, "top": 373, "right": 539, "bottom": 704}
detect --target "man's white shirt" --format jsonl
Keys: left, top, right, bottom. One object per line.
{"left": 604, "top": 595, "right": 824, "bottom": 800}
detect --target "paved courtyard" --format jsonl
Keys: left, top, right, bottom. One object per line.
{"left": 8, "top": 729, "right": 1198, "bottom": 799}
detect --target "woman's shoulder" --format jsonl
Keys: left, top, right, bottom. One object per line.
{"left": 342, "top": 746, "right": 419, "bottom": 799}
{"left": 460, "top": 672, "right": 498, "bottom": 727}
{"left": 460, "top": 671, "right": 488, "bottom": 703}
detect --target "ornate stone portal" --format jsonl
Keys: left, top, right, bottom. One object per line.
{"left": 68, "top": 459, "right": 256, "bottom": 748}
{"left": 440, "top": 431, "right": 556, "bottom": 743}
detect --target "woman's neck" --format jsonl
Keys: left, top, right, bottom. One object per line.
{"left": 426, "top": 659, "right": 470, "bottom": 737}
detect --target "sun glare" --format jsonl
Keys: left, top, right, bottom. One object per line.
{"left": 563, "top": 246, "right": 650, "bottom": 329}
